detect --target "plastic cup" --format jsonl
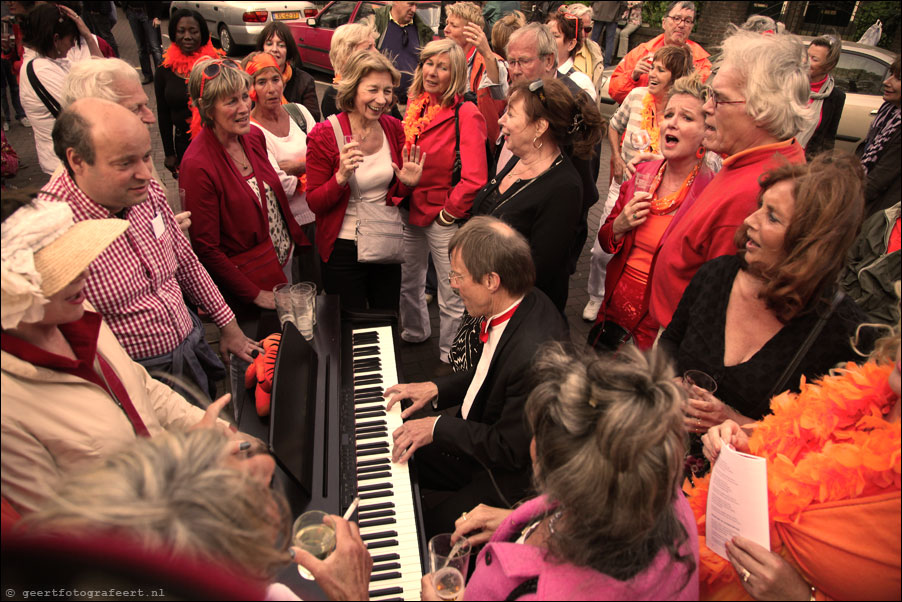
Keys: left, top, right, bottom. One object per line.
{"left": 290, "top": 283, "right": 315, "bottom": 340}
{"left": 273, "top": 283, "right": 294, "bottom": 327}
{"left": 292, "top": 510, "right": 335, "bottom": 580}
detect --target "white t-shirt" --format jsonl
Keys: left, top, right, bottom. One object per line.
{"left": 253, "top": 103, "right": 317, "bottom": 225}
{"left": 20, "top": 36, "right": 99, "bottom": 174}
{"left": 338, "top": 130, "right": 394, "bottom": 240}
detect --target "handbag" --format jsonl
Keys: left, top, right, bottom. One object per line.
{"left": 327, "top": 115, "right": 404, "bottom": 264}
{"left": 587, "top": 318, "right": 632, "bottom": 352}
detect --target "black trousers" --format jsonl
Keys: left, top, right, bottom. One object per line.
{"left": 321, "top": 239, "right": 401, "bottom": 312}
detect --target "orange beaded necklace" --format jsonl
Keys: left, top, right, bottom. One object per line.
{"left": 646, "top": 159, "right": 703, "bottom": 215}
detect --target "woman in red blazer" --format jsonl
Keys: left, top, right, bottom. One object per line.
{"left": 305, "top": 51, "right": 424, "bottom": 311}
{"left": 180, "top": 57, "right": 308, "bottom": 320}
{"left": 399, "top": 39, "right": 489, "bottom": 363}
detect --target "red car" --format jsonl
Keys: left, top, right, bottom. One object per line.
{"left": 289, "top": 1, "right": 439, "bottom": 73}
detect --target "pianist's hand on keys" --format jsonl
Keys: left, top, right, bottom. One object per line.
{"left": 385, "top": 382, "right": 441, "bottom": 464}
{"left": 384, "top": 382, "right": 439, "bottom": 418}
{"left": 291, "top": 515, "right": 373, "bottom": 601}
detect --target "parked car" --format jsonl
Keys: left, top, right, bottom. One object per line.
{"left": 288, "top": 1, "right": 440, "bottom": 73}
{"left": 597, "top": 37, "right": 895, "bottom": 154}
{"left": 170, "top": 1, "right": 317, "bottom": 55}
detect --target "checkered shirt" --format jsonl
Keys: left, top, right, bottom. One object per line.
{"left": 39, "top": 172, "right": 234, "bottom": 360}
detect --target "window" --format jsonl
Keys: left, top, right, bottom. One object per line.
{"left": 833, "top": 51, "right": 889, "bottom": 96}
{"left": 318, "top": 2, "right": 356, "bottom": 29}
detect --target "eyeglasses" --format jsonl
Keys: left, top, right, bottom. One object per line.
{"left": 198, "top": 58, "right": 241, "bottom": 99}
{"left": 448, "top": 270, "right": 465, "bottom": 285}
{"left": 528, "top": 79, "right": 548, "bottom": 109}
{"left": 666, "top": 15, "right": 695, "bottom": 26}
{"left": 507, "top": 55, "right": 538, "bottom": 70}
{"left": 702, "top": 87, "right": 746, "bottom": 109}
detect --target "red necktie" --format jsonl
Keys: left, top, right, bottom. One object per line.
{"left": 479, "top": 303, "right": 520, "bottom": 343}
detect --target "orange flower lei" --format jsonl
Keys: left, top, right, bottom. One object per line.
{"left": 685, "top": 361, "right": 900, "bottom": 592}
{"left": 640, "top": 92, "right": 661, "bottom": 154}
{"left": 402, "top": 93, "right": 442, "bottom": 149}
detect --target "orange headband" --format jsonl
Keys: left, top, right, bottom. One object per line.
{"left": 245, "top": 53, "right": 285, "bottom": 102}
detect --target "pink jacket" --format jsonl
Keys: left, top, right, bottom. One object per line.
{"left": 463, "top": 495, "right": 699, "bottom": 601}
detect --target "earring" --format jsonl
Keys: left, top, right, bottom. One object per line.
{"left": 696, "top": 146, "right": 706, "bottom": 159}
{"left": 532, "top": 135, "right": 543, "bottom": 150}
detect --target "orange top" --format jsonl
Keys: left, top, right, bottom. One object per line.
{"left": 622, "top": 213, "right": 674, "bottom": 283}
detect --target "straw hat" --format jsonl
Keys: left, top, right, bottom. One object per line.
{"left": 1, "top": 199, "right": 128, "bottom": 329}
{"left": 34, "top": 218, "right": 129, "bottom": 296}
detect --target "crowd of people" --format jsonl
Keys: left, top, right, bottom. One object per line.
{"left": 1, "top": 1, "right": 900, "bottom": 600}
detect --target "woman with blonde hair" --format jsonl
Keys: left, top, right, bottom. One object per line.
{"left": 321, "top": 21, "right": 379, "bottom": 119}
{"left": 399, "top": 38, "right": 488, "bottom": 362}
{"left": 424, "top": 344, "right": 699, "bottom": 600}
{"left": 490, "top": 10, "right": 525, "bottom": 59}
{"left": 305, "top": 51, "right": 424, "bottom": 311}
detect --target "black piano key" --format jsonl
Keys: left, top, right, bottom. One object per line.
{"left": 358, "top": 517, "right": 397, "bottom": 529}
{"left": 353, "top": 361, "right": 382, "bottom": 372}
{"left": 356, "top": 431, "right": 388, "bottom": 441}
{"left": 357, "top": 463, "right": 390, "bottom": 474}
{"left": 370, "top": 572, "right": 403, "bottom": 583}
{"left": 353, "top": 345, "right": 380, "bottom": 356}
{"left": 355, "top": 405, "right": 385, "bottom": 415}
{"left": 371, "top": 562, "right": 402, "bottom": 573}
{"left": 356, "top": 457, "right": 390, "bottom": 468}
{"left": 368, "top": 587, "right": 403, "bottom": 598}
{"left": 365, "top": 539, "right": 399, "bottom": 550}
{"left": 357, "top": 471, "right": 391, "bottom": 481}
{"left": 370, "top": 553, "right": 400, "bottom": 563}
{"left": 354, "top": 386, "right": 384, "bottom": 397}
{"left": 360, "top": 530, "right": 398, "bottom": 542}
{"left": 355, "top": 395, "right": 385, "bottom": 404}
{"left": 355, "top": 410, "right": 386, "bottom": 419}
{"left": 357, "top": 482, "right": 392, "bottom": 492}
{"left": 358, "top": 509, "right": 395, "bottom": 520}
{"left": 373, "top": 598, "right": 403, "bottom": 602}
{"left": 356, "top": 441, "right": 388, "bottom": 451}
{"left": 355, "top": 425, "right": 388, "bottom": 435}
{"left": 354, "top": 374, "right": 383, "bottom": 385}
{"left": 359, "top": 501, "right": 394, "bottom": 512}
{"left": 356, "top": 449, "right": 389, "bottom": 458}
{"left": 360, "top": 489, "right": 393, "bottom": 499}
{"left": 356, "top": 420, "right": 387, "bottom": 429}
{"left": 353, "top": 332, "right": 379, "bottom": 342}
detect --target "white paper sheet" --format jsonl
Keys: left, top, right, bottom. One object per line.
{"left": 705, "top": 444, "right": 770, "bottom": 559}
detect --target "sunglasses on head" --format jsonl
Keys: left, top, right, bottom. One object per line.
{"left": 528, "top": 79, "right": 548, "bottom": 109}
{"left": 199, "top": 58, "right": 241, "bottom": 99}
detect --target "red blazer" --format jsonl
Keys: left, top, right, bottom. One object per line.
{"left": 408, "top": 95, "right": 488, "bottom": 227}
{"left": 598, "top": 159, "right": 715, "bottom": 325}
{"left": 305, "top": 113, "right": 409, "bottom": 262}
{"left": 180, "top": 126, "right": 308, "bottom": 304}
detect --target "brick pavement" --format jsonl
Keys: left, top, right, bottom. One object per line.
{"left": 2, "top": 8, "right": 611, "bottom": 385}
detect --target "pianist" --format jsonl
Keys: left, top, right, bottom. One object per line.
{"left": 385, "top": 217, "right": 568, "bottom": 536}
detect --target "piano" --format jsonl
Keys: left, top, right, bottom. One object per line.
{"left": 237, "top": 296, "right": 426, "bottom": 601}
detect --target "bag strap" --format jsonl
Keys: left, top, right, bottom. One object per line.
{"left": 283, "top": 103, "right": 307, "bottom": 135}
{"left": 765, "top": 290, "right": 845, "bottom": 400}
{"left": 451, "top": 101, "right": 463, "bottom": 185}
{"left": 327, "top": 114, "right": 360, "bottom": 201}
{"left": 26, "top": 59, "right": 61, "bottom": 118}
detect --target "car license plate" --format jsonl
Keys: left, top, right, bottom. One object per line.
{"left": 274, "top": 11, "right": 299, "bottom": 20}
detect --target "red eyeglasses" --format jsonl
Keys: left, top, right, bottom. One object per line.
{"left": 198, "top": 58, "right": 241, "bottom": 99}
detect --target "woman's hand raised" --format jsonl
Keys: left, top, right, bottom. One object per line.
{"left": 612, "top": 191, "right": 651, "bottom": 240}
{"left": 392, "top": 144, "right": 426, "bottom": 188}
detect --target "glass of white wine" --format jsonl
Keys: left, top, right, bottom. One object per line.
{"left": 293, "top": 510, "right": 336, "bottom": 580}
{"left": 630, "top": 130, "right": 651, "bottom": 153}
{"left": 428, "top": 533, "right": 471, "bottom": 601}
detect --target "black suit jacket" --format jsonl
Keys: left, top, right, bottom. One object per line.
{"left": 430, "top": 288, "right": 568, "bottom": 490}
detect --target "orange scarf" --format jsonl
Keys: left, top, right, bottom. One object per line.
{"left": 686, "top": 362, "right": 901, "bottom": 600}
{"left": 401, "top": 93, "right": 442, "bottom": 149}
{"left": 161, "top": 40, "right": 222, "bottom": 78}
{"left": 640, "top": 92, "right": 661, "bottom": 154}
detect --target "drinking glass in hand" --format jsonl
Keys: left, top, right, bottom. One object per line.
{"left": 684, "top": 369, "right": 718, "bottom": 394}
{"left": 293, "top": 510, "right": 336, "bottom": 580}
{"left": 428, "top": 533, "right": 471, "bottom": 601}
{"left": 630, "top": 130, "right": 651, "bottom": 153}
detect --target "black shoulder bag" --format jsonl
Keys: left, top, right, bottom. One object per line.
{"left": 26, "top": 59, "right": 61, "bottom": 118}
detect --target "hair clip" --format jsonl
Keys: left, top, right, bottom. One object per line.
{"left": 567, "top": 111, "right": 584, "bottom": 135}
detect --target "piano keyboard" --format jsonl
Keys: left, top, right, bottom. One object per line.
{"left": 351, "top": 326, "right": 424, "bottom": 601}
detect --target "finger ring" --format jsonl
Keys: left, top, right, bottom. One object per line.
{"left": 741, "top": 568, "right": 751, "bottom": 582}
{"left": 633, "top": 213, "right": 639, "bottom": 220}
{"left": 697, "top": 418, "right": 701, "bottom": 425}
{"left": 461, "top": 512, "right": 468, "bottom": 521}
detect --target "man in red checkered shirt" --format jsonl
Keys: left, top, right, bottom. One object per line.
{"left": 40, "top": 98, "right": 261, "bottom": 398}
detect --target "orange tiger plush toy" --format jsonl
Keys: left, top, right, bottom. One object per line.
{"left": 244, "top": 333, "right": 281, "bottom": 416}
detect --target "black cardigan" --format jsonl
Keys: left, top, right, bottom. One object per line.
{"left": 154, "top": 65, "right": 192, "bottom": 161}
{"left": 283, "top": 65, "right": 321, "bottom": 122}
{"left": 471, "top": 153, "right": 582, "bottom": 312}
{"left": 805, "top": 86, "right": 845, "bottom": 160}
{"left": 659, "top": 255, "right": 867, "bottom": 420}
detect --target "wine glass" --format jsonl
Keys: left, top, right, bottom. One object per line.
{"left": 683, "top": 369, "right": 718, "bottom": 394}
{"left": 428, "top": 534, "right": 471, "bottom": 601}
{"left": 293, "top": 510, "right": 336, "bottom": 580}
{"left": 344, "top": 134, "right": 356, "bottom": 148}
{"left": 630, "top": 130, "right": 651, "bottom": 152}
